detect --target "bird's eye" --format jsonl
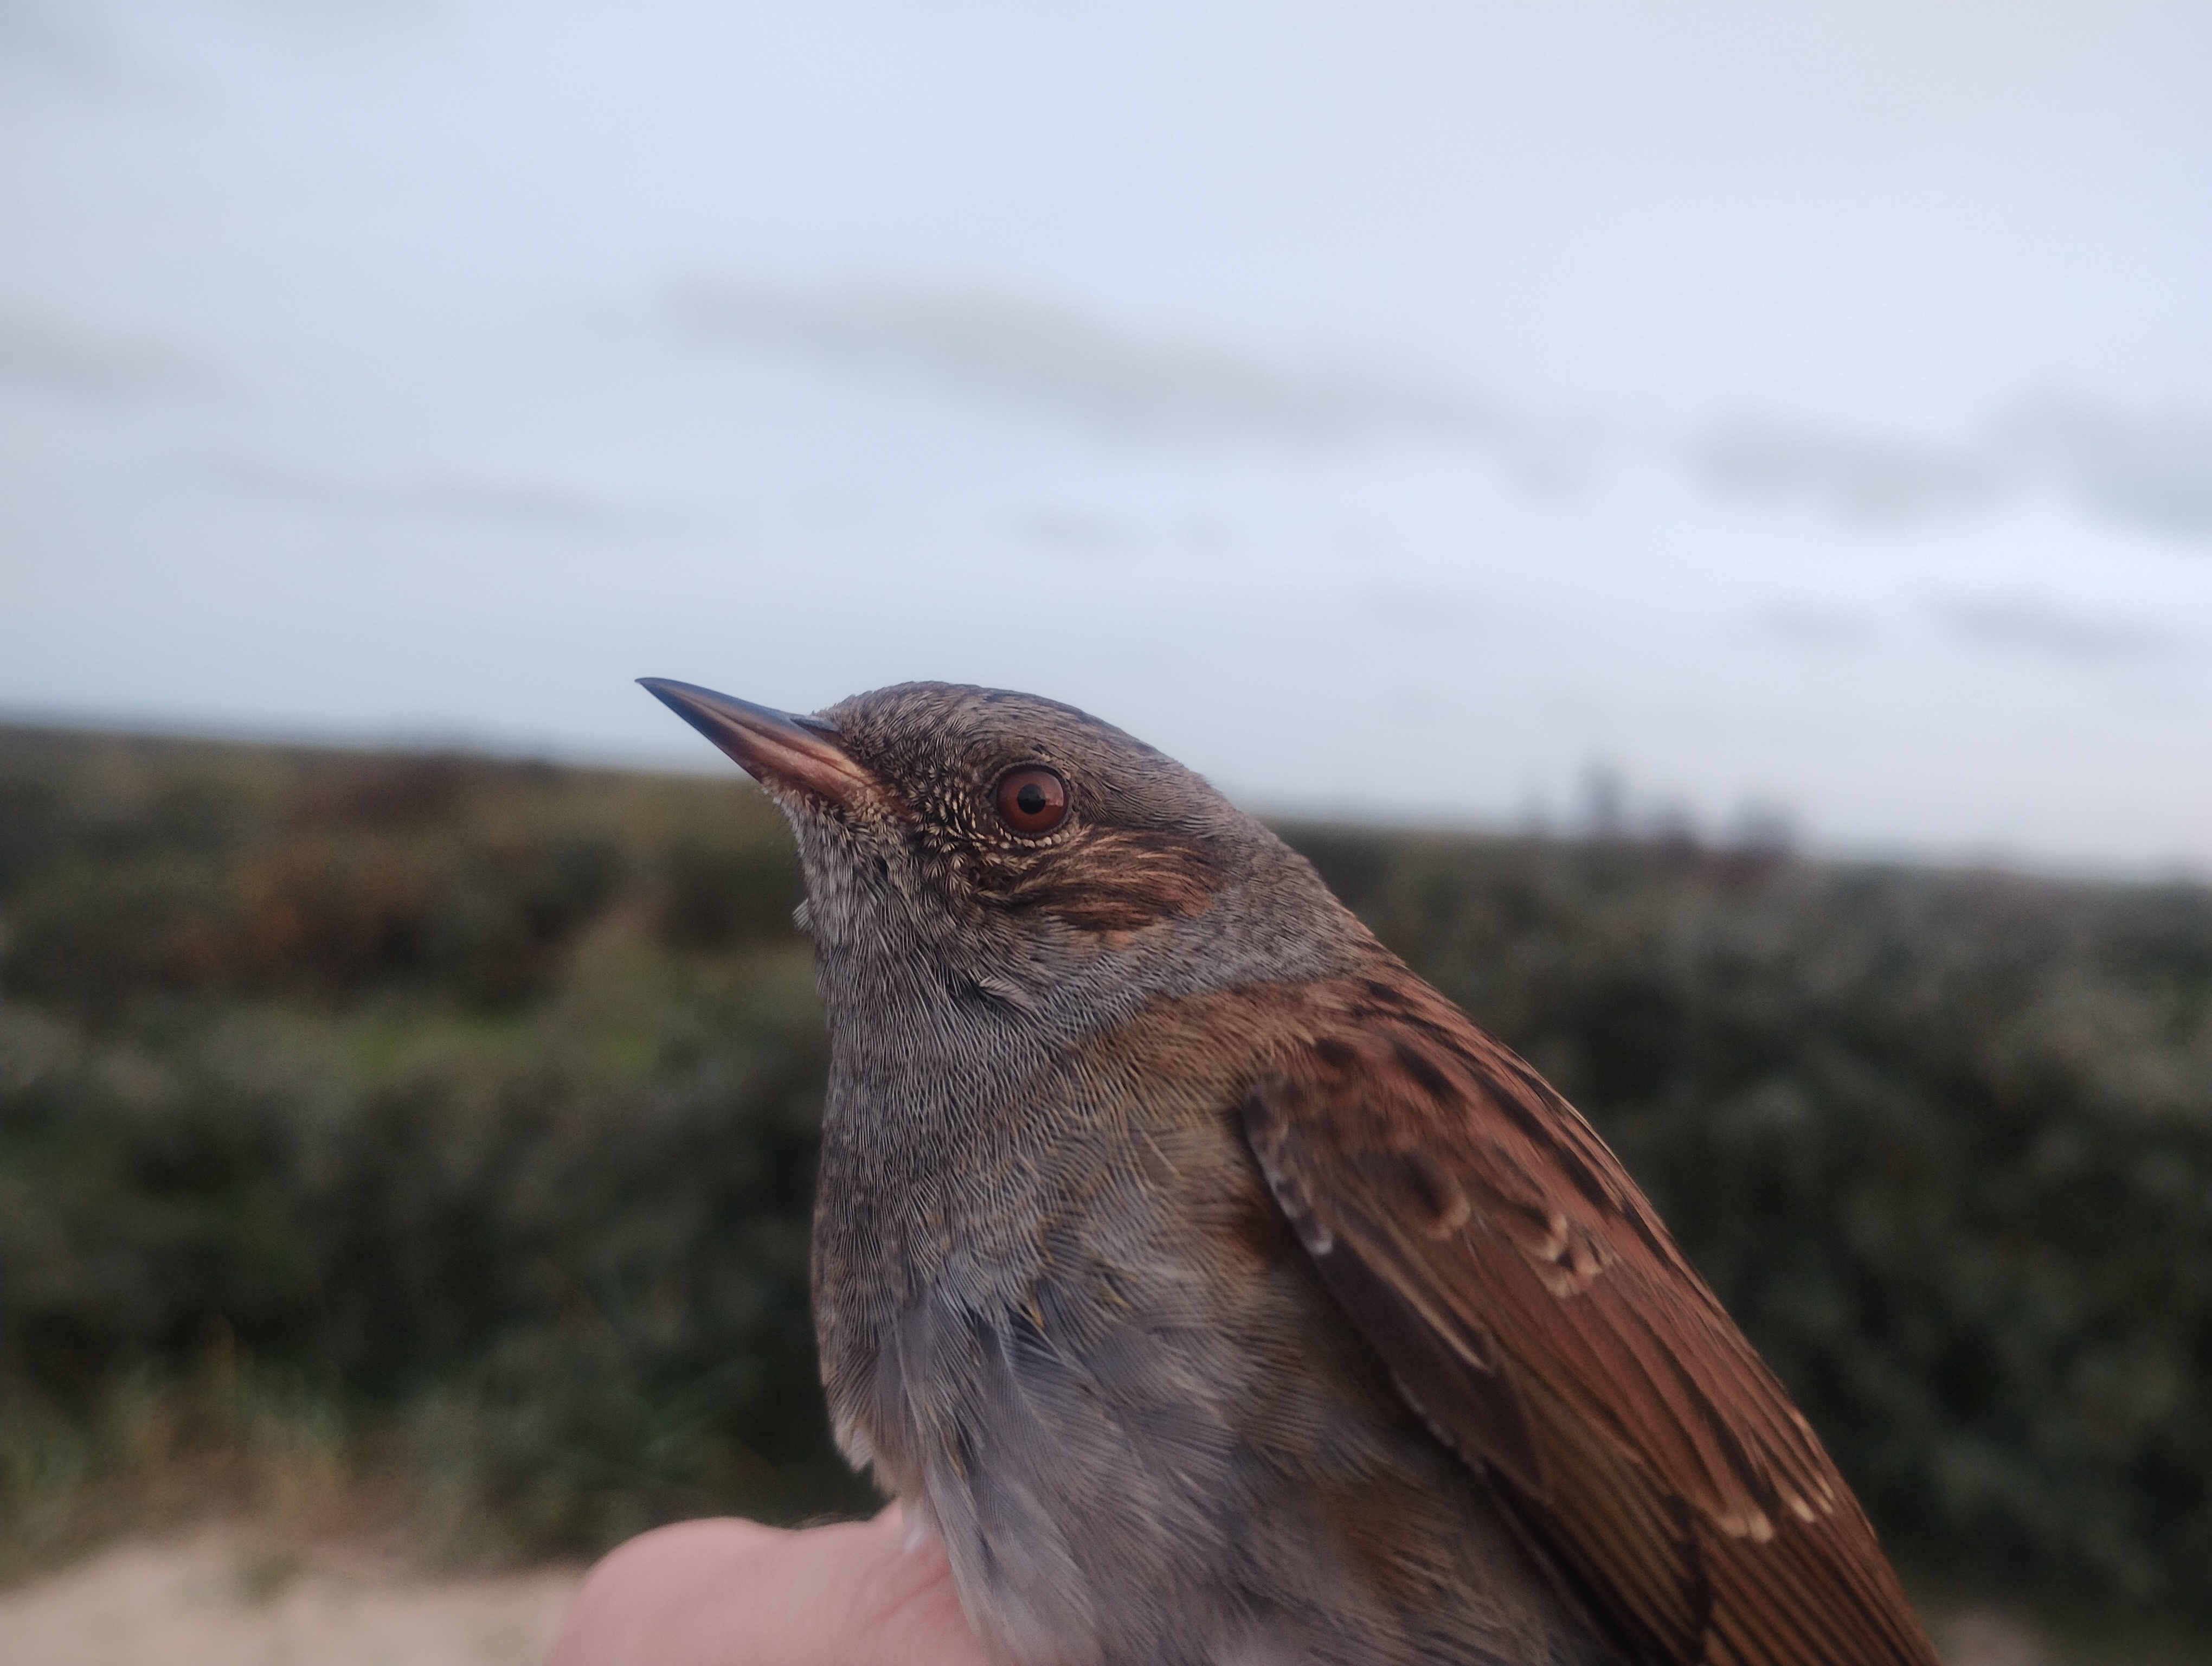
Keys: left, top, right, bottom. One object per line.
{"left": 993, "top": 764, "right": 1070, "bottom": 835}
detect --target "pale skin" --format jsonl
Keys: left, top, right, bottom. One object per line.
{"left": 549, "top": 1508, "right": 991, "bottom": 1666}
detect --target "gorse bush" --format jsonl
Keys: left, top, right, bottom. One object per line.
{"left": 0, "top": 730, "right": 858, "bottom": 1565}
{"left": 1, "top": 726, "right": 2208, "bottom": 1622}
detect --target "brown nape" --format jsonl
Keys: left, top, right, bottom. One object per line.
{"left": 965, "top": 825, "right": 1225, "bottom": 932}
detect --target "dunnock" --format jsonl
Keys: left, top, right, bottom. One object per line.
{"left": 642, "top": 677, "right": 1939, "bottom": 1666}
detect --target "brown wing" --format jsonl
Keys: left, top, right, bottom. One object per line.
{"left": 1242, "top": 966, "right": 1940, "bottom": 1666}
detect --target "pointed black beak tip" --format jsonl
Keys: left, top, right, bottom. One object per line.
{"left": 636, "top": 675, "right": 703, "bottom": 713}
{"left": 637, "top": 676, "right": 743, "bottom": 748}
{"left": 636, "top": 677, "right": 876, "bottom": 808}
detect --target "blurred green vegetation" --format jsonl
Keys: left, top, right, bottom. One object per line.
{"left": 1, "top": 727, "right": 2208, "bottom": 1631}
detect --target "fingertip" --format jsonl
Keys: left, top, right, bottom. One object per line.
{"left": 835, "top": 1510, "right": 980, "bottom": 1666}
{"left": 548, "top": 1510, "right": 986, "bottom": 1666}
{"left": 551, "top": 1518, "right": 785, "bottom": 1666}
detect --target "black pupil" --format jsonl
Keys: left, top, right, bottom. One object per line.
{"left": 1015, "top": 781, "right": 1049, "bottom": 816}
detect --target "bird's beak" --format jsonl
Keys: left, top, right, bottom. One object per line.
{"left": 639, "top": 678, "right": 879, "bottom": 810}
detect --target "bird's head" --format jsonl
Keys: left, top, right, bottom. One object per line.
{"left": 640, "top": 678, "right": 1362, "bottom": 1037}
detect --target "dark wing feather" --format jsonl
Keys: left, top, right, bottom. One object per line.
{"left": 1242, "top": 969, "right": 1940, "bottom": 1666}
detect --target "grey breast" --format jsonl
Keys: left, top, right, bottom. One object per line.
{"left": 813, "top": 1011, "right": 1604, "bottom": 1666}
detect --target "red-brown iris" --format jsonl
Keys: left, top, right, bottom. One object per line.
{"left": 994, "top": 764, "right": 1070, "bottom": 835}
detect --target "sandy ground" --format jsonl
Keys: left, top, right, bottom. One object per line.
{"left": 0, "top": 1526, "right": 2069, "bottom": 1666}
{"left": 0, "top": 1530, "right": 581, "bottom": 1666}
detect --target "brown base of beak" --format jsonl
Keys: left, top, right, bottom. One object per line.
{"left": 639, "top": 678, "right": 879, "bottom": 809}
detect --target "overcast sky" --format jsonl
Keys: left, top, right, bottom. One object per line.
{"left": 3, "top": 1, "right": 2208, "bottom": 872}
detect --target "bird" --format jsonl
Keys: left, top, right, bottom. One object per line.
{"left": 640, "top": 675, "right": 1941, "bottom": 1666}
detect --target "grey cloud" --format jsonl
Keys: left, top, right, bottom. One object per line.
{"left": 1761, "top": 605, "right": 1876, "bottom": 649}
{"left": 1365, "top": 588, "right": 1481, "bottom": 633}
{"left": 0, "top": 311, "right": 223, "bottom": 401}
{"left": 665, "top": 275, "right": 2212, "bottom": 541}
{"left": 411, "top": 478, "right": 616, "bottom": 530}
{"left": 1014, "top": 509, "right": 1127, "bottom": 556}
{"left": 1935, "top": 597, "right": 2171, "bottom": 664}
{"left": 210, "top": 458, "right": 615, "bottom": 533}
{"left": 2, "top": 0, "right": 434, "bottom": 83}
{"left": 1690, "top": 418, "right": 2004, "bottom": 524}
{"left": 0, "top": 1, "right": 114, "bottom": 79}
{"left": 668, "top": 279, "right": 1500, "bottom": 444}
{"left": 1693, "top": 400, "right": 2212, "bottom": 543}
{"left": 1997, "top": 399, "right": 2212, "bottom": 541}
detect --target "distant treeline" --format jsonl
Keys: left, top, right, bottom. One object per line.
{"left": 1, "top": 725, "right": 2208, "bottom": 1625}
